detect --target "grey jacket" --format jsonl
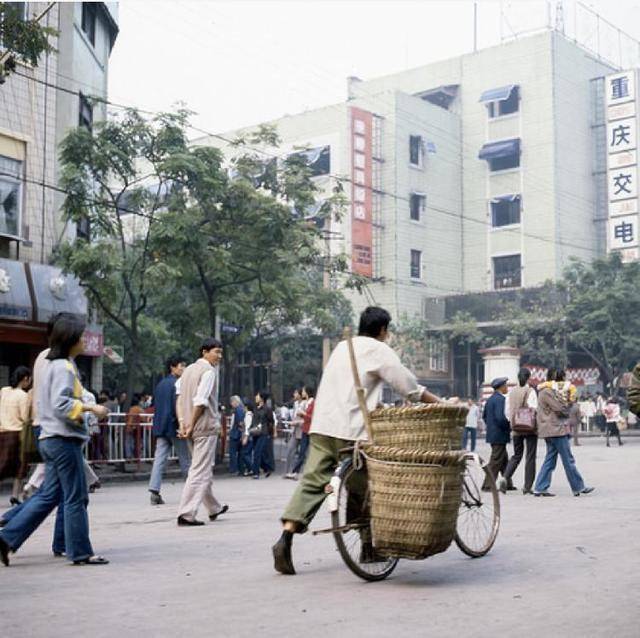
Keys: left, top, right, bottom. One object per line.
{"left": 536, "top": 386, "right": 570, "bottom": 439}
{"left": 37, "top": 358, "right": 89, "bottom": 442}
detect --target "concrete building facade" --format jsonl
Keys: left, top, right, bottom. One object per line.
{"left": 0, "top": 2, "right": 118, "bottom": 387}
{"left": 195, "top": 29, "right": 625, "bottom": 395}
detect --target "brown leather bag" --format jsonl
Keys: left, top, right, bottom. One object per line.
{"left": 512, "top": 388, "right": 537, "bottom": 435}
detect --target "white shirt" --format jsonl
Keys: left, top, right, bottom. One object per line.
{"left": 175, "top": 363, "right": 216, "bottom": 408}
{"left": 310, "top": 336, "right": 425, "bottom": 442}
{"left": 465, "top": 404, "right": 479, "bottom": 429}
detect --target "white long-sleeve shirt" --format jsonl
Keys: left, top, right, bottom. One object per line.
{"left": 310, "top": 336, "right": 425, "bottom": 442}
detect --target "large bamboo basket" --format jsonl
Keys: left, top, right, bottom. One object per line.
{"left": 365, "top": 447, "right": 465, "bottom": 560}
{"left": 368, "top": 404, "right": 467, "bottom": 450}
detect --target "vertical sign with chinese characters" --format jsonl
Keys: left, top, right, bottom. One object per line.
{"left": 606, "top": 70, "right": 640, "bottom": 262}
{"left": 350, "top": 107, "right": 373, "bottom": 277}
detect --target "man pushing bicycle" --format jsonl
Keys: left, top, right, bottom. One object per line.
{"left": 272, "top": 306, "right": 440, "bottom": 575}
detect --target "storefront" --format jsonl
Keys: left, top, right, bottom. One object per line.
{"left": 0, "top": 258, "right": 103, "bottom": 388}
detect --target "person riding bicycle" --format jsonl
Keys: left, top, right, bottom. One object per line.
{"left": 272, "top": 306, "right": 440, "bottom": 575}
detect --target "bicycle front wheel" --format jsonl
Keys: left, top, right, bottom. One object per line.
{"left": 331, "top": 457, "right": 398, "bottom": 581}
{"left": 454, "top": 455, "right": 500, "bottom": 557}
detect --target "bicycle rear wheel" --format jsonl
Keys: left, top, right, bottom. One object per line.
{"left": 331, "top": 457, "right": 398, "bottom": 581}
{"left": 454, "top": 455, "right": 500, "bottom": 557}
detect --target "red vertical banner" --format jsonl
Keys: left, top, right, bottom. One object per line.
{"left": 350, "top": 107, "right": 373, "bottom": 277}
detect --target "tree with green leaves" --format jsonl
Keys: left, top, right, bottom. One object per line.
{"left": 58, "top": 109, "right": 357, "bottom": 401}
{"left": 57, "top": 108, "right": 205, "bottom": 401}
{"left": 504, "top": 254, "right": 640, "bottom": 390}
{"left": 0, "top": 2, "right": 56, "bottom": 81}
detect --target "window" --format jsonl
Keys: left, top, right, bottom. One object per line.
{"left": 0, "top": 155, "right": 22, "bottom": 239}
{"left": 410, "top": 249, "right": 422, "bottom": 279}
{"left": 78, "top": 93, "right": 93, "bottom": 131}
{"left": 81, "top": 2, "right": 98, "bottom": 46}
{"left": 409, "top": 135, "right": 423, "bottom": 167}
{"left": 428, "top": 338, "right": 448, "bottom": 373}
{"left": 76, "top": 218, "right": 90, "bottom": 241}
{"left": 354, "top": 136, "right": 365, "bottom": 152}
{"left": 410, "top": 193, "right": 426, "bottom": 221}
{"left": 478, "top": 138, "right": 521, "bottom": 172}
{"left": 487, "top": 86, "right": 520, "bottom": 118}
{"left": 354, "top": 169, "right": 365, "bottom": 185}
{"left": 493, "top": 254, "right": 521, "bottom": 289}
{"left": 4, "top": 3, "right": 26, "bottom": 21}
{"left": 491, "top": 195, "right": 521, "bottom": 227}
{"left": 354, "top": 153, "right": 365, "bottom": 169}
{"left": 354, "top": 186, "right": 366, "bottom": 203}
{"left": 489, "top": 153, "right": 519, "bottom": 172}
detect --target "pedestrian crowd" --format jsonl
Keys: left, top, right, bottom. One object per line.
{"left": 0, "top": 305, "right": 637, "bottom": 572}
{"left": 458, "top": 365, "right": 633, "bottom": 498}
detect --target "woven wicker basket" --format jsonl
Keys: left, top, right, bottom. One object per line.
{"left": 368, "top": 404, "right": 467, "bottom": 451}
{"left": 365, "top": 447, "right": 464, "bottom": 560}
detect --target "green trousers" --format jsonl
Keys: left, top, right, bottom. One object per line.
{"left": 281, "top": 433, "right": 352, "bottom": 533}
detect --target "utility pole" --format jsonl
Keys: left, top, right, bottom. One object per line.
{"left": 322, "top": 225, "right": 331, "bottom": 369}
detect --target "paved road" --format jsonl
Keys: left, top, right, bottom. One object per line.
{"left": 1, "top": 438, "right": 639, "bottom": 638}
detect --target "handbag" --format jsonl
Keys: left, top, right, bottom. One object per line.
{"left": 512, "top": 388, "right": 537, "bottom": 435}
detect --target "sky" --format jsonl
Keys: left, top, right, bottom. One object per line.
{"left": 108, "top": 0, "right": 640, "bottom": 137}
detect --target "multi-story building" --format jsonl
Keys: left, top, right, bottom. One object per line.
{"left": 0, "top": 2, "right": 118, "bottom": 387}
{"left": 196, "top": 28, "right": 632, "bottom": 395}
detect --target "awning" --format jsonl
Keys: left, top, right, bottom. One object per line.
{"left": 491, "top": 194, "right": 520, "bottom": 203}
{"left": 0, "top": 258, "right": 32, "bottom": 321}
{"left": 479, "top": 85, "right": 518, "bottom": 103}
{"left": 28, "top": 264, "right": 87, "bottom": 323}
{"left": 478, "top": 138, "right": 520, "bottom": 161}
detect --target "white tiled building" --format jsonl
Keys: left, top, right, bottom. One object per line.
{"left": 196, "top": 30, "right": 618, "bottom": 322}
{"left": 0, "top": 2, "right": 118, "bottom": 387}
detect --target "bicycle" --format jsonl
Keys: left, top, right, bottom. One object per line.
{"left": 313, "top": 445, "right": 500, "bottom": 581}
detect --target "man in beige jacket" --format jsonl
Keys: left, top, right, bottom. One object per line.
{"left": 176, "top": 338, "right": 228, "bottom": 526}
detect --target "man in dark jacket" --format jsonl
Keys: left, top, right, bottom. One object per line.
{"left": 482, "top": 377, "right": 512, "bottom": 491}
{"left": 148, "top": 356, "right": 189, "bottom": 505}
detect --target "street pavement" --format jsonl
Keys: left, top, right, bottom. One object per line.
{"left": 1, "top": 437, "right": 639, "bottom": 638}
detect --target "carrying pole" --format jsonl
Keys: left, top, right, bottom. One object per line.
{"left": 344, "top": 326, "right": 374, "bottom": 443}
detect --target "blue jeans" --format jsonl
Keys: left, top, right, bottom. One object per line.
{"left": 462, "top": 427, "right": 477, "bottom": 452}
{"left": 534, "top": 436, "right": 585, "bottom": 494}
{"left": 228, "top": 435, "right": 242, "bottom": 474}
{"left": 292, "top": 433, "right": 310, "bottom": 474}
{"left": 0, "top": 436, "right": 93, "bottom": 562}
{"left": 148, "top": 437, "right": 191, "bottom": 493}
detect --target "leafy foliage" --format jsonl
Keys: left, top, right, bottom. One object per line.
{"left": 504, "top": 254, "right": 640, "bottom": 388}
{"left": 57, "top": 109, "right": 355, "bottom": 399}
{"left": 0, "top": 3, "right": 56, "bottom": 77}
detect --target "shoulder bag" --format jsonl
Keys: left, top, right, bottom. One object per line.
{"left": 512, "top": 388, "right": 537, "bottom": 435}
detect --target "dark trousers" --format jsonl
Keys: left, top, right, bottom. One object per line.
{"left": 228, "top": 436, "right": 243, "bottom": 474}
{"left": 504, "top": 434, "right": 537, "bottom": 492}
{"left": 605, "top": 422, "right": 623, "bottom": 446}
{"left": 252, "top": 436, "right": 273, "bottom": 477}
{"left": 241, "top": 438, "right": 253, "bottom": 473}
{"left": 292, "top": 433, "right": 310, "bottom": 474}
{"left": 482, "top": 443, "right": 509, "bottom": 489}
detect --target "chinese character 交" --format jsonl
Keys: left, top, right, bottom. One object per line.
{"left": 614, "top": 221, "right": 635, "bottom": 244}
{"left": 613, "top": 172, "right": 633, "bottom": 195}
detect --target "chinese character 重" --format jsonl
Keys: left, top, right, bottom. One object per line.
{"left": 614, "top": 221, "right": 635, "bottom": 244}
{"left": 611, "top": 76, "right": 630, "bottom": 101}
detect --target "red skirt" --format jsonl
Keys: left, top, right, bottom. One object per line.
{"left": 0, "top": 430, "right": 22, "bottom": 480}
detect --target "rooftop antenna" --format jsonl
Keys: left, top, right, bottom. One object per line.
{"left": 555, "top": 1, "right": 565, "bottom": 34}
